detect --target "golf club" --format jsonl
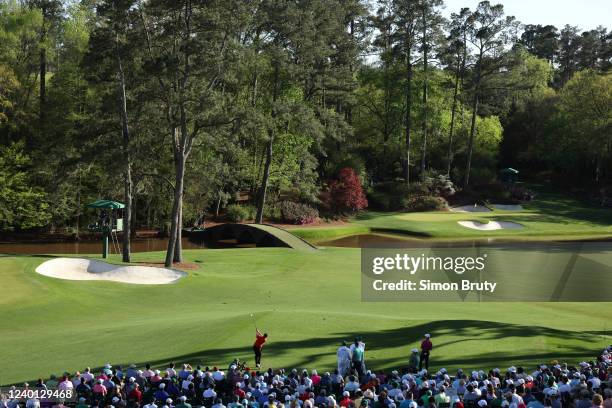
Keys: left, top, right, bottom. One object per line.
{"left": 250, "top": 313, "right": 257, "bottom": 331}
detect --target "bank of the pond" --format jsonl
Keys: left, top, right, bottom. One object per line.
{"left": 0, "top": 237, "right": 207, "bottom": 255}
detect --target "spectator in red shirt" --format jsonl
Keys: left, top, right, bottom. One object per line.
{"left": 340, "top": 391, "right": 352, "bottom": 407}
{"left": 234, "top": 384, "right": 246, "bottom": 399}
{"left": 420, "top": 333, "right": 433, "bottom": 371}
{"left": 92, "top": 379, "right": 107, "bottom": 401}
{"left": 311, "top": 370, "right": 321, "bottom": 386}
{"left": 128, "top": 383, "right": 142, "bottom": 403}
{"left": 253, "top": 329, "right": 268, "bottom": 368}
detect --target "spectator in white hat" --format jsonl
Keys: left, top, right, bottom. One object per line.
{"left": 175, "top": 396, "right": 191, "bottom": 408}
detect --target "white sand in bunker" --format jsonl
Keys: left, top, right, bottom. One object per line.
{"left": 457, "top": 221, "right": 524, "bottom": 231}
{"left": 35, "top": 258, "right": 186, "bottom": 285}
{"left": 450, "top": 205, "right": 491, "bottom": 213}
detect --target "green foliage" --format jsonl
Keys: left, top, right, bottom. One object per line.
{"left": 225, "top": 204, "right": 256, "bottom": 223}
{"left": 403, "top": 195, "right": 448, "bottom": 212}
{"left": 422, "top": 171, "right": 456, "bottom": 196}
{"left": 0, "top": 142, "right": 50, "bottom": 231}
{"left": 367, "top": 181, "right": 428, "bottom": 211}
{"left": 0, "top": 64, "right": 18, "bottom": 123}
{"left": 558, "top": 71, "right": 611, "bottom": 150}
{"left": 0, "top": 0, "right": 609, "bottom": 236}
{"left": 279, "top": 201, "right": 319, "bottom": 225}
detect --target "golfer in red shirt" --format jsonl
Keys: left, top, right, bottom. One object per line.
{"left": 420, "top": 333, "right": 433, "bottom": 370}
{"left": 253, "top": 328, "right": 268, "bottom": 368}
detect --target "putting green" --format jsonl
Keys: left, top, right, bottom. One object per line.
{"left": 289, "top": 187, "right": 612, "bottom": 242}
{"left": 0, "top": 248, "right": 610, "bottom": 385}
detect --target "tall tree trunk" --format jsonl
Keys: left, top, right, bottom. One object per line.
{"left": 173, "top": 198, "right": 182, "bottom": 263}
{"left": 404, "top": 33, "right": 413, "bottom": 184}
{"left": 131, "top": 195, "right": 137, "bottom": 238}
{"left": 383, "top": 22, "right": 391, "bottom": 169}
{"left": 255, "top": 134, "right": 273, "bottom": 224}
{"left": 215, "top": 191, "right": 222, "bottom": 217}
{"left": 255, "top": 63, "right": 279, "bottom": 224}
{"left": 446, "top": 59, "right": 462, "bottom": 176}
{"left": 123, "top": 158, "right": 132, "bottom": 262}
{"left": 75, "top": 169, "right": 81, "bottom": 240}
{"left": 116, "top": 33, "right": 132, "bottom": 263}
{"left": 420, "top": 9, "right": 428, "bottom": 178}
{"left": 39, "top": 13, "right": 47, "bottom": 124}
{"left": 165, "top": 140, "right": 185, "bottom": 267}
{"left": 464, "top": 54, "right": 482, "bottom": 187}
{"left": 465, "top": 88, "right": 479, "bottom": 187}
{"left": 346, "top": 18, "right": 355, "bottom": 125}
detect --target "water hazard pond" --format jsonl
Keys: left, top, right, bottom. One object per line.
{"left": 1, "top": 233, "right": 610, "bottom": 254}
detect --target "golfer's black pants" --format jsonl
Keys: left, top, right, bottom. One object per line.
{"left": 253, "top": 345, "right": 262, "bottom": 365}
{"left": 419, "top": 351, "right": 430, "bottom": 370}
{"left": 352, "top": 360, "right": 365, "bottom": 377}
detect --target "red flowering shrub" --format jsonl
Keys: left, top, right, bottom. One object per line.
{"left": 280, "top": 201, "right": 319, "bottom": 224}
{"left": 323, "top": 167, "right": 368, "bottom": 214}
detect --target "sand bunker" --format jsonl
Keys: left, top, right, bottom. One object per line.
{"left": 492, "top": 204, "right": 524, "bottom": 211}
{"left": 450, "top": 205, "right": 491, "bottom": 213}
{"left": 457, "top": 221, "right": 523, "bottom": 231}
{"left": 35, "top": 258, "right": 186, "bottom": 285}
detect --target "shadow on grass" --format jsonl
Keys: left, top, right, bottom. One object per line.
{"left": 352, "top": 212, "right": 383, "bottom": 221}
{"left": 524, "top": 188, "right": 612, "bottom": 227}
{"left": 370, "top": 228, "right": 433, "bottom": 238}
{"left": 9, "top": 319, "right": 601, "bottom": 386}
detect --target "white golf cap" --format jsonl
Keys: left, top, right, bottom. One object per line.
{"left": 425, "top": 333, "right": 431, "bottom": 338}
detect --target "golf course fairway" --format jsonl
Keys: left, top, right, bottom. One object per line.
{"left": 1, "top": 247, "right": 610, "bottom": 385}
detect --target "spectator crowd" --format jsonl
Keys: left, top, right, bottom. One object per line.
{"left": 1, "top": 345, "right": 610, "bottom": 408}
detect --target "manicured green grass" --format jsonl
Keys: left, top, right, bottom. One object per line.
{"left": 1, "top": 249, "right": 610, "bottom": 385}
{"left": 293, "top": 187, "right": 612, "bottom": 242}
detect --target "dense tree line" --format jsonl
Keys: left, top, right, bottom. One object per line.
{"left": 0, "top": 0, "right": 610, "bottom": 264}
